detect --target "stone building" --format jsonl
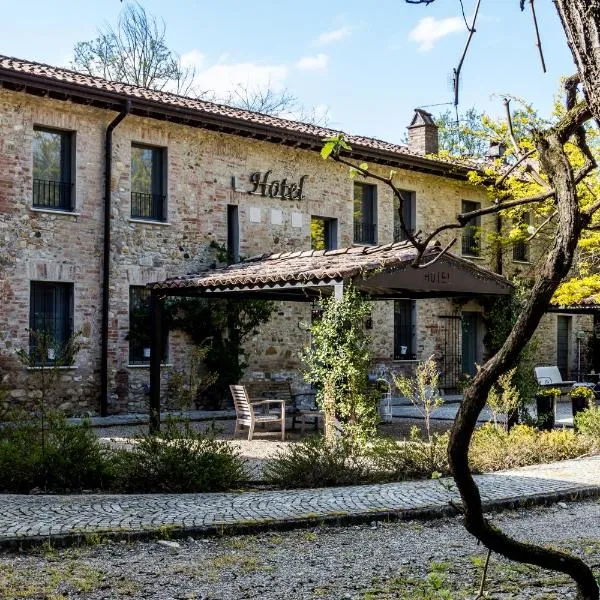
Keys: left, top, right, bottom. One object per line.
{"left": 0, "top": 55, "right": 592, "bottom": 415}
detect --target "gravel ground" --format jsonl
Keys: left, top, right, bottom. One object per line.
{"left": 2, "top": 499, "right": 599, "bottom": 599}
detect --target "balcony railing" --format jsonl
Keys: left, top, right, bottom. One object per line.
{"left": 462, "top": 226, "right": 480, "bottom": 256}
{"left": 131, "top": 192, "right": 167, "bottom": 221}
{"left": 354, "top": 221, "right": 376, "bottom": 245}
{"left": 32, "top": 179, "right": 73, "bottom": 210}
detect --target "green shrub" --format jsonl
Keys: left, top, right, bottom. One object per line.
{"left": 0, "top": 414, "right": 110, "bottom": 492}
{"left": 368, "top": 430, "right": 450, "bottom": 481}
{"left": 470, "top": 423, "right": 593, "bottom": 472}
{"left": 574, "top": 405, "right": 600, "bottom": 441}
{"left": 109, "top": 418, "right": 247, "bottom": 493}
{"left": 264, "top": 436, "right": 373, "bottom": 488}
{"left": 266, "top": 432, "right": 450, "bottom": 488}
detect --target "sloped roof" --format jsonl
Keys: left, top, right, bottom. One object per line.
{"left": 149, "top": 241, "right": 512, "bottom": 300}
{"left": 0, "top": 54, "right": 479, "bottom": 177}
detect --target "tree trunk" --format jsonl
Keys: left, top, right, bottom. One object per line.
{"left": 449, "top": 126, "right": 599, "bottom": 599}
{"left": 554, "top": 2, "right": 600, "bottom": 130}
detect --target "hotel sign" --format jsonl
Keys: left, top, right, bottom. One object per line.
{"left": 248, "top": 171, "right": 307, "bottom": 200}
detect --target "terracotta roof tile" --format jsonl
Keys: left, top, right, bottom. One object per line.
{"left": 149, "top": 241, "right": 512, "bottom": 295}
{"left": 0, "top": 54, "right": 482, "bottom": 172}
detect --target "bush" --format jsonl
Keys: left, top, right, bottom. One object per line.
{"left": 265, "top": 432, "right": 451, "bottom": 488}
{"left": 368, "top": 430, "right": 450, "bottom": 481}
{"left": 0, "top": 414, "right": 110, "bottom": 492}
{"left": 470, "top": 423, "right": 593, "bottom": 472}
{"left": 109, "top": 418, "right": 248, "bottom": 493}
{"left": 264, "top": 436, "right": 372, "bottom": 488}
{"left": 574, "top": 405, "right": 600, "bottom": 441}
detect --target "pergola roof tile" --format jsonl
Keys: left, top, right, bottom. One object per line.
{"left": 149, "top": 242, "right": 512, "bottom": 299}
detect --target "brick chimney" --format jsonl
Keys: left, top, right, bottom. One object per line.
{"left": 407, "top": 108, "right": 439, "bottom": 155}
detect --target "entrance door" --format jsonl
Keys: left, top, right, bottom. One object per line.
{"left": 439, "top": 315, "right": 461, "bottom": 390}
{"left": 557, "top": 316, "right": 571, "bottom": 379}
{"left": 462, "top": 312, "right": 479, "bottom": 377}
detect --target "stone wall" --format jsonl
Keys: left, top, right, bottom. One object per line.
{"left": 0, "top": 87, "right": 586, "bottom": 414}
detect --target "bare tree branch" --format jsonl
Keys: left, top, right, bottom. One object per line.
{"left": 526, "top": 210, "right": 557, "bottom": 240}
{"left": 453, "top": 0, "right": 483, "bottom": 107}
{"left": 529, "top": 0, "right": 547, "bottom": 73}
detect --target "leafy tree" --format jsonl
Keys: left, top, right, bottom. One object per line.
{"left": 165, "top": 297, "right": 273, "bottom": 409}
{"left": 302, "top": 286, "right": 378, "bottom": 443}
{"left": 322, "top": 66, "right": 600, "bottom": 594}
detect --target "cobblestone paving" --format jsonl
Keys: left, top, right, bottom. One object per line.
{"left": 1, "top": 455, "right": 599, "bottom": 543}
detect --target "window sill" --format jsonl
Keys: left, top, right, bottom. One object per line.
{"left": 392, "top": 359, "right": 420, "bottom": 363}
{"left": 352, "top": 242, "right": 378, "bottom": 247}
{"left": 26, "top": 365, "right": 78, "bottom": 371}
{"left": 127, "top": 364, "right": 173, "bottom": 369}
{"left": 128, "top": 218, "right": 171, "bottom": 226}
{"left": 30, "top": 207, "right": 80, "bottom": 217}
{"left": 461, "top": 254, "right": 484, "bottom": 260}
{"left": 512, "top": 259, "right": 531, "bottom": 265}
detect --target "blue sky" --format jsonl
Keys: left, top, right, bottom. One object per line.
{"left": 0, "top": 1, "right": 576, "bottom": 144}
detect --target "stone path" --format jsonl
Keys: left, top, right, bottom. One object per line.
{"left": 2, "top": 455, "right": 600, "bottom": 546}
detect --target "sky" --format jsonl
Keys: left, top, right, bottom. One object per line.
{"left": 0, "top": 0, "right": 578, "bottom": 145}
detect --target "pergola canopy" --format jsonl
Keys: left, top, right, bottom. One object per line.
{"left": 148, "top": 241, "right": 512, "bottom": 300}
{"left": 147, "top": 242, "right": 511, "bottom": 432}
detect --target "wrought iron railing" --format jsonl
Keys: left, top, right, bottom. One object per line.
{"left": 353, "top": 221, "right": 376, "bottom": 245}
{"left": 462, "top": 225, "right": 480, "bottom": 256}
{"left": 32, "top": 179, "right": 73, "bottom": 210}
{"left": 513, "top": 240, "right": 529, "bottom": 262}
{"left": 131, "top": 192, "right": 167, "bottom": 221}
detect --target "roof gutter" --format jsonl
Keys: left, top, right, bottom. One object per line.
{"left": 100, "top": 100, "right": 130, "bottom": 417}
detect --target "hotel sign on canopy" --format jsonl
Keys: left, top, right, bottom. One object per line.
{"left": 248, "top": 171, "right": 307, "bottom": 200}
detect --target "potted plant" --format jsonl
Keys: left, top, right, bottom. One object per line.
{"left": 569, "top": 385, "right": 596, "bottom": 424}
{"left": 535, "top": 387, "right": 560, "bottom": 431}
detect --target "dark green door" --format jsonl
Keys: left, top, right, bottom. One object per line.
{"left": 557, "top": 316, "right": 571, "bottom": 379}
{"left": 462, "top": 313, "right": 479, "bottom": 377}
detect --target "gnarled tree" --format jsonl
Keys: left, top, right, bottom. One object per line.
{"left": 372, "top": 1, "right": 600, "bottom": 596}
{"left": 323, "top": 71, "right": 599, "bottom": 596}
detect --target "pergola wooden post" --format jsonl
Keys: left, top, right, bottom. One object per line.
{"left": 149, "top": 290, "right": 163, "bottom": 434}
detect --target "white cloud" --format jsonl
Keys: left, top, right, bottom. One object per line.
{"left": 408, "top": 16, "right": 464, "bottom": 52}
{"left": 194, "top": 62, "right": 289, "bottom": 97}
{"left": 180, "top": 49, "right": 205, "bottom": 70}
{"left": 296, "top": 54, "right": 329, "bottom": 71}
{"left": 314, "top": 26, "right": 353, "bottom": 46}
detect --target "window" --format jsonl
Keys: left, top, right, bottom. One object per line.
{"left": 29, "top": 282, "right": 74, "bottom": 364}
{"left": 227, "top": 205, "right": 240, "bottom": 263}
{"left": 394, "top": 300, "right": 416, "bottom": 360}
{"left": 394, "top": 190, "right": 416, "bottom": 242}
{"left": 311, "top": 216, "right": 338, "bottom": 251}
{"left": 353, "top": 183, "right": 377, "bottom": 244}
{"left": 32, "top": 127, "right": 74, "bottom": 210}
{"left": 512, "top": 212, "right": 530, "bottom": 262}
{"left": 461, "top": 200, "right": 481, "bottom": 257}
{"left": 131, "top": 145, "right": 166, "bottom": 221}
{"left": 129, "top": 286, "right": 168, "bottom": 365}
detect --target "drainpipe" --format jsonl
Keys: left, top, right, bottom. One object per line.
{"left": 100, "top": 100, "right": 131, "bottom": 417}
{"left": 496, "top": 212, "right": 503, "bottom": 276}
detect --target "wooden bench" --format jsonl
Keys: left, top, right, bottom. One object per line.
{"left": 244, "top": 381, "right": 321, "bottom": 432}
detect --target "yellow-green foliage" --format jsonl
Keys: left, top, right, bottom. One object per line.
{"left": 574, "top": 405, "right": 600, "bottom": 440}
{"left": 487, "top": 367, "right": 520, "bottom": 424}
{"left": 553, "top": 274, "right": 600, "bottom": 305}
{"left": 470, "top": 423, "right": 594, "bottom": 472}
